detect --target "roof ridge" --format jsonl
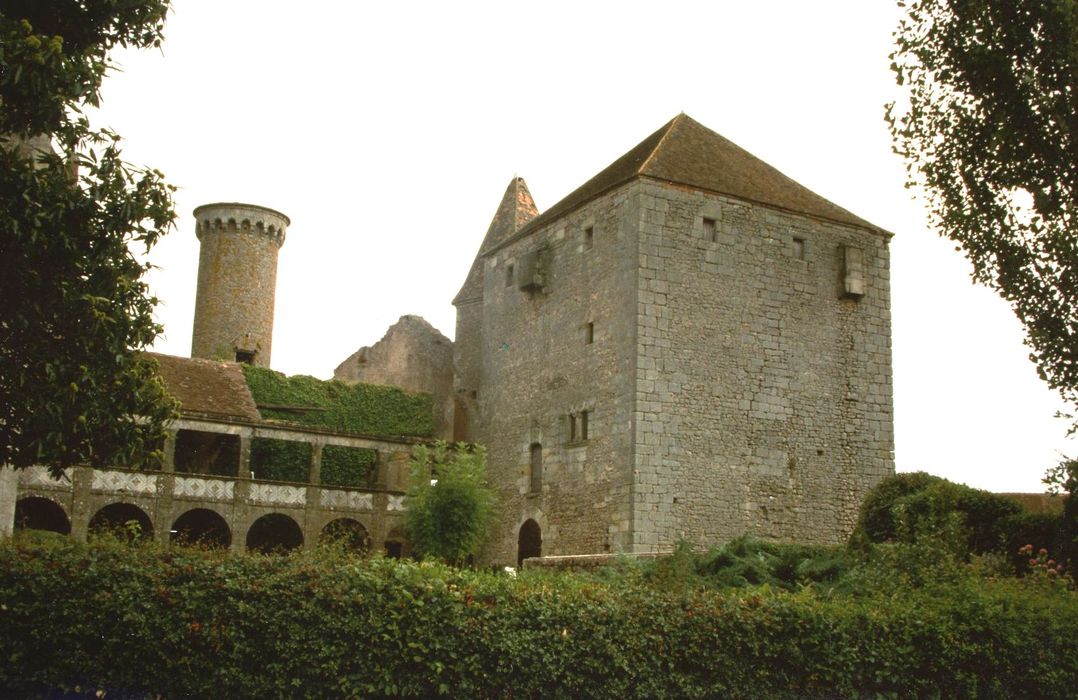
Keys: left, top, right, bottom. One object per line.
{"left": 638, "top": 113, "right": 681, "bottom": 175}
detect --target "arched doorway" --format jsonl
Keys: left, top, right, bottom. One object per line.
{"left": 89, "top": 502, "right": 153, "bottom": 541}
{"left": 517, "top": 518, "right": 541, "bottom": 568}
{"left": 384, "top": 525, "right": 407, "bottom": 559}
{"left": 14, "top": 497, "right": 70, "bottom": 536}
{"left": 320, "top": 518, "right": 370, "bottom": 554}
{"left": 171, "top": 508, "right": 231, "bottom": 549}
{"left": 246, "top": 513, "right": 303, "bottom": 553}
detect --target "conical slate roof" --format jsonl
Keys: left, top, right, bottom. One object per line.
{"left": 453, "top": 177, "right": 538, "bottom": 304}
{"left": 488, "top": 114, "right": 882, "bottom": 255}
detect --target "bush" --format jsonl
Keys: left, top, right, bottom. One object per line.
{"left": 853, "top": 472, "right": 1036, "bottom": 558}
{"left": 405, "top": 442, "right": 493, "bottom": 563}
{"left": 1, "top": 537, "right": 1076, "bottom": 698}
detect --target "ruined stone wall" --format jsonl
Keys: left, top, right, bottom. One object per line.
{"left": 475, "top": 183, "right": 642, "bottom": 565}
{"left": 631, "top": 180, "right": 894, "bottom": 550}
{"left": 333, "top": 315, "right": 454, "bottom": 439}
{"left": 452, "top": 300, "right": 483, "bottom": 442}
{"left": 191, "top": 204, "right": 288, "bottom": 367}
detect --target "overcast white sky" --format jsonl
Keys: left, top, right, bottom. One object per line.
{"left": 90, "top": 1, "right": 1072, "bottom": 492}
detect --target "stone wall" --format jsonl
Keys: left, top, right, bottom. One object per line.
{"left": 333, "top": 315, "right": 454, "bottom": 439}
{"left": 0, "top": 467, "right": 16, "bottom": 538}
{"left": 474, "top": 183, "right": 642, "bottom": 563}
{"left": 631, "top": 181, "right": 894, "bottom": 549}
{"left": 191, "top": 203, "right": 288, "bottom": 367}
{"left": 462, "top": 177, "right": 894, "bottom": 565}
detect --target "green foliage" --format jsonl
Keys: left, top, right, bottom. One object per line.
{"left": 405, "top": 442, "right": 494, "bottom": 563}
{"left": 320, "top": 445, "right": 377, "bottom": 488}
{"left": 0, "top": 1, "right": 178, "bottom": 474}
{"left": 1044, "top": 456, "right": 1078, "bottom": 567}
{"left": 853, "top": 472, "right": 1028, "bottom": 557}
{"left": 2, "top": 537, "right": 1077, "bottom": 698}
{"left": 242, "top": 365, "right": 433, "bottom": 437}
{"left": 888, "top": 1, "right": 1078, "bottom": 410}
{"left": 249, "top": 438, "right": 310, "bottom": 483}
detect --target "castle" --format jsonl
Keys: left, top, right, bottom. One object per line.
{"left": 339, "top": 114, "right": 895, "bottom": 565}
{"left": 5, "top": 114, "right": 895, "bottom": 565}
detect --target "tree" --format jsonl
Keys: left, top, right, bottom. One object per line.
{"left": 404, "top": 442, "right": 494, "bottom": 564}
{"left": 0, "top": 1, "right": 177, "bottom": 473}
{"left": 887, "top": 1, "right": 1078, "bottom": 409}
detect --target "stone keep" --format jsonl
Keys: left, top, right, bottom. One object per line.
{"left": 453, "top": 114, "right": 895, "bottom": 565}
{"left": 191, "top": 203, "right": 289, "bottom": 367}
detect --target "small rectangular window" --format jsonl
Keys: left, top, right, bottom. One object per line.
{"left": 584, "top": 226, "right": 594, "bottom": 250}
{"left": 505, "top": 264, "right": 515, "bottom": 287}
{"left": 580, "top": 410, "right": 589, "bottom": 441}
{"left": 792, "top": 237, "right": 806, "bottom": 260}
{"left": 569, "top": 413, "right": 577, "bottom": 443}
{"left": 703, "top": 217, "right": 717, "bottom": 242}
{"left": 235, "top": 349, "right": 256, "bottom": 364}
{"left": 585, "top": 322, "right": 594, "bottom": 345}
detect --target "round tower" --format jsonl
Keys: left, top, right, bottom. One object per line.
{"left": 190, "top": 202, "right": 289, "bottom": 367}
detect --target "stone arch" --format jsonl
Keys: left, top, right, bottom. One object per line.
{"left": 88, "top": 502, "right": 153, "bottom": 541}
{"left": 14, "top": 496, "right": 70, "bottom": 535}
{"left": 246, "top": 513, "right": 303, "bottom": 554}
{"left": 320, "top": 518, "right": 370, "bottom": 553}
{"left": 517, "top": 518, "right": 542, "bottom": 568}
{"left": 171, "top": 508, "right": 231, "bottom": 549}
{"left": 384, "top": 525, "right": 408, "bottom": 559}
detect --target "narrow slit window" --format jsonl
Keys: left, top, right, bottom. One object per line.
{"left": 505, "top": 264, "right": 515, "bottom": 287}
{"left": 529, "top": 443, "right": 542, "bottom": 493}
{"left": 585, "top": 322, "right": 594, "bottom": 345}
{"left": 580, "top": 410, "right": 589, "bottom": 441}
{"left": 569, "top": 413, "right": 577, "bottom": 443}
{"left": 792, "top": 237, "right": 806, "bottom": 260}
{"left": 703, "top": 217, "right": 717, "bottom": 242}
{"left": 584, "top": 226, "right": 594, "bottom": 251}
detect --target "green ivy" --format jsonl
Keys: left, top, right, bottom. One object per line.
{"left": 250, "top": 438, "right": 310, "bottom": 483}
{"left": 242, "top": 365, "right": 433, "bottom": 438}
{"left": 321, "top": 446, "right": 377, "bottom": 488}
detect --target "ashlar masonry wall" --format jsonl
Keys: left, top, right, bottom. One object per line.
{"left": 476, "top": 184, "right": 642, "bottom": 563}
{"left": 631, "top": 180, "right": 894, "bottom": 549}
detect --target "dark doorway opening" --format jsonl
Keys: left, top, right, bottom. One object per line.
{"left": 171, "top": 508, "right": 231, "bottom": 549}
{"left": 14, "top": 497, "right": 70, "bottom": 536}
{"left": 246, "top": 513, "right": 303, "bottom": 554}
{"left": 320, "top": 518, "right": 370, "bottom": 554}
{"left": 517, "top": 518, "right": 542, "bottom": 568}
{"left": 89, "top": 502, "right": 153, "bottom": 541}
{"left": 174, "top": 429, "right": 240, "bottom": 477}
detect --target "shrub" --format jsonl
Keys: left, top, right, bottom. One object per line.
{"left": 1, "top": 537, "right": 1076, "bottom": 698}
{"left": 405, "top": 442, "right": 493, "bottom": 564}
{"left": 853, "top": 472, "right": 1038, "bottom": 559}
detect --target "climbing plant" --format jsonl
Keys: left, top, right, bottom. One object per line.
{"left": 242, "top": 366, "right": 433, "bottom": 438}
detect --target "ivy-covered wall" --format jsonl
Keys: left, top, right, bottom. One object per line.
{"left": 242, "top": 365, "right": 433, "bottom": 438}
{"left": 322, "top": 445, "right": 377, "bottom": 488}
{"left": 250, "top": 438, "right": 310, "bottom": 483}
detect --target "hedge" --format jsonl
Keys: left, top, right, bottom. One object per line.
{"left": 1, "top": 539, "right": 1076, "bottom": 699}
{"left": 243, "top": 365, "right": 433, "bottom": 438}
